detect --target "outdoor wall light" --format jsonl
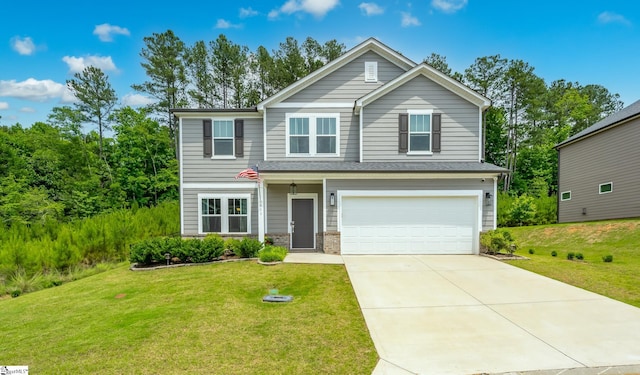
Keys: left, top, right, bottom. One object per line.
{"left": 330, "top": 192, "right": 335, "bottom": 206}
{"left": 289, "top": 182, "right": 297, "bottom": 195}
{"left": 582, "top": 207, "right": 587, "bottom": 215}
{"left": 485, "top": 192, "right": 492, "bottom": 206}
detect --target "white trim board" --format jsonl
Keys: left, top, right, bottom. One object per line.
{"left": 183, "top": 182, "right": 258, "bottom": 189}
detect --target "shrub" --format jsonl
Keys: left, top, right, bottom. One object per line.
{"left": 263, "top": 236, "right": 274, "bottom": 246}
{"left": 130, "top": 237, "right": 165, "bottom": 265}
{"left": 551, "top": 250, "right": 557, "bottom": 257}
{"left": 202, "top": 234, "right": 225, "bottom": 259}
{"left": 602, "top": 255, "right": 613, "bottom": 263}
{"left": 575, "top": 253, "right": 584, "bottom": 260}
{"left": 567, "top": 252, "right": 575, "bottom": 260}
{"left": 224, "top": 238, "right": 241, "bottom": 255}
{"left": 183, "top": 238, "right": 205, "bottom": 262}
{"left": 480, "top": 229, "right": 518, "bottom": 254}
{"left": 235, "top": 237, "right": 263, "bottom": 258}
{"left": 528, "top": 248, "right": 535, "bottom": 254}
{"left": 258, "top": 246, "right": 288, "bottom": 262}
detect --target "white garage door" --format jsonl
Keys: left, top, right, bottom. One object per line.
{"left": 340, "top": 195, "right": 478, "bottom": 255}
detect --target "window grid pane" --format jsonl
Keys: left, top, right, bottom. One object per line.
{"left": 213, "top": 120, "right": 233, "bottom": 138}
{"left": 289, "top": 118, "right": 309, "bottom": 135}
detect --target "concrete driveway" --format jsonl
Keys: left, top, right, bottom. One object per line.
{"left": 343, "top": 255, "right": 640, "bottom": 375}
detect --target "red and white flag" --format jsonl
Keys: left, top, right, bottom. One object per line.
{"left": 235, "top": 166, "right": 260, "bottom": 181}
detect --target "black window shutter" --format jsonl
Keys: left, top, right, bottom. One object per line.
{"left": 203, "top": 119, "right": 212, "bottom": 157}
{"left": 234, "top": 119, "right": 244, "bottom": 157}
{"left": 399, "top": 113, "right": 408, "bottom": 153}
{"left": 432, "top": 113, "right": 441, "bottom": 153}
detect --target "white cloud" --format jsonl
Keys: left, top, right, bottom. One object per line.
{"left": 0, "top": 102, "right": 9, "bottom": 110}
{"left": 215, "top": 19, "right": 242, "bottom": 29}
{"left": 93, "top": 23, "right": 130, "bottom": 42}
{"left": 597, "top": 11, "right": 631, "bottom": 26}
{"left": 121, "top": 93, "right": 156, "bottom": 107}
{"left": 431, "top": 0, "right": 468, "bottom": 14}
{"left": 239, "top": 7, "right": 259, "bottom": 18}
{"left": 268, "top": 9, "right": 280, "bottom": 20}
{"left": 270, "top": 0, "right": 340, "bottom": 19}
{"left": 62, "top": 55, "right": 117, "bottom": 73}
{"left": 401, "top": 12, "right": 421, "bottom": 27}
{"left": 20, "top": 107, "right": 36, "bottom": 113}
{"left": 0, "top": 78, "right": 75, "bottom": 103}
{"left": 11, "top": 36, "right": 36, "bottom": 55}
{"left": 359, "top": 2, "right": 384, "bottom": 16}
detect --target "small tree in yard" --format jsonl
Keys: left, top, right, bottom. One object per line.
{"left": 509, "top": 194, "right": 537, "bottom": 226}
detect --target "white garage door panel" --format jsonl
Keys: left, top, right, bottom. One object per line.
{"left": 341, "top": 196, "right": 477, "bottom": 255}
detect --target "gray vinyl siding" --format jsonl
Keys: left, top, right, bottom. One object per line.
{"left": 284, "top": 51, "right": 406, "bottom": 103}
{"left": 362, "top": 75, "right": 480, "bottom": 162}
{"left": 182, "top": 117, "right": 263, "bottom": 183}
{"left": 558, "top": 117, "right": 640, "bottom": 223}
{"left": 182, "top": 188, "right": 258, "bottom": 235}
{"left": 265, "top": 108, "right": 359, "bottom": 161}
{"left": 324, "top": 179, "right": 495, "bottom": 231}
{"left": 265, "top": 184, "right": 323, "bottom": 233}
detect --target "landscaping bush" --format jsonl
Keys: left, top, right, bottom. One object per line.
{"left": 602, "top": 255, "right": 613, "bottom": 263}
{"left": 258, "top": 245, "right": 288, "bottom": 262}
{"left": 576, "top": 253, "right": 584, "bottom": 260}
{"left": 551, "top": 250, "right": 558, "bottom": 257}
{"left": 528, "top": 248, "right": 535, "bottom": 254}
{"left": 224, "top": 238, "right": 241, "bottom": 255}
{"left": 235, "top": 237, "right": 263, "bottom": 258}
{"left": 130, "top": 237, "right": 166, "bottom": 265}
{"left": 202, "top": 234, "right": 225, "bottom": 259}
{"left": 480, "top": 229, "right": 518, "bottom": 254}
{"left": 567, "top": 252, "right": 575, "bottom": 260}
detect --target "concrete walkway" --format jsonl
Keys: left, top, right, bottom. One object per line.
{"left": 342, "top": 255, "right": 640, "bottom": 375}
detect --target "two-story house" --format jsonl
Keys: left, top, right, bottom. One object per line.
{"left": 172, "top": 38, "right": 507, "bottom": 255}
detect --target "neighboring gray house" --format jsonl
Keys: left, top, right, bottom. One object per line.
{"left": 555, "top": 99, "right": 640, "bottom": 223}
{"left": 172, "top": 38, "right": 507, "bottom": 255}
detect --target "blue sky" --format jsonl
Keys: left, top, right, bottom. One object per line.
{"left": 1, "top": 0, "right": 638, "bottom": 127}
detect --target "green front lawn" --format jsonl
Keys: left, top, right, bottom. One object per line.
{"left": 506, "top": 218, "right": 640, "bottom": 308}
{"left": 0, "top": 262, "right": 377, "bottom": 374}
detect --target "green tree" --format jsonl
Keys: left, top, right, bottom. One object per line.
{"left": 272, "top": 37, "right": 306, "bottom": 90}
{"left": 132, "top": 29, "right": 188, "bottom": 154}
{"left": 66, "top": 66, "right": 117, "bottom": 159}
{"left": 186, "top": 40, "right": 216, "bottom": 108}
{"left": 320, "top": 39, "right": 346, "bottom": 62}
{"left": 111, "top": 107, "right": 178, "bottom": 206}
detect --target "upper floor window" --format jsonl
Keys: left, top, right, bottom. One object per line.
{"left": 203, "top": 118, "right": 244, "bottom": 158}
{"left": 408, "top": 110, "right": 433, "bottom": 153}
{"left": 286, "top": 113, "right": 340, "bottom": 157}
{"left": 561, "top": 191, "right": 571, "bottom": 201}
{"left": 599, "top": 182, "right": 613, "bottom": 194}
{"left": 213, "top": 120, "right": 234, "bottom": 156}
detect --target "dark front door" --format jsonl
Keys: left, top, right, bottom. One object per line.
{"left": 291, "top": 198, "right": 314, "bottom": 249}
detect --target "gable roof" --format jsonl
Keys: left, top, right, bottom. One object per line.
{"left": 556, "top": 99, "right": 640, "bottom": 149}
{"left": 354, "top": 63, "right": 491, "bottom": 113}
{"left": 256, "top": 38, "right": 415, "bottom": 111}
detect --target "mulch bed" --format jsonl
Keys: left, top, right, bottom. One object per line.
{"left": 130, "top": 255, "right": 256, "bottom": 271}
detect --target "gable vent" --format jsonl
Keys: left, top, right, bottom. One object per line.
{"left": 365, "top": 61, "right": 378, "bottom": 82}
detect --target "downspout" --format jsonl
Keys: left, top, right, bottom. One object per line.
{"left": 556, "top": 147, "right": 560, "bottom": 224}
{"left": 359, "top": 106, "right": 364, "bottom": 163}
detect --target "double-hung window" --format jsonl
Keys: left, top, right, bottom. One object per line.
{"left": 286, "top": 113, "right": 339, "bottom": 156}
{"left": 199, "top": 194, "right": 250, "bottom": 234}
{"left": 213, "top": 120, "right": 234, "bottom": 156}
{"left": 408, "top": 110, "right": 432, "bottom": 153}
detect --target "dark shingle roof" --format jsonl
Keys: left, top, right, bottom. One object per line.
{"left": 556, "top": 99, "right": 640, "bottom": 148}
{"left": 258, "top": 161, "right": 507, "bottom": 173}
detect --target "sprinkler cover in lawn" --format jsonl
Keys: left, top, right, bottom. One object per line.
{"left": 263, "top": 295, "right": 293, "bottom": 303}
